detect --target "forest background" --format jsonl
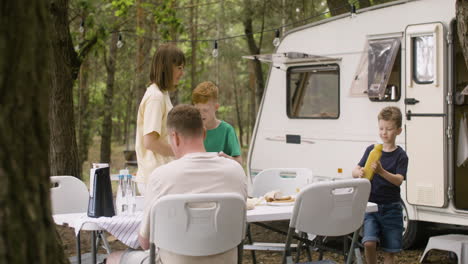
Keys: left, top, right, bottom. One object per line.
{"left": 58, "top": 0, "right": 398, "bottom": 179}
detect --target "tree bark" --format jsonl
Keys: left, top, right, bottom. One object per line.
{"left": 49, "top": 0, "right": 82, "bottom": 178}
{"left": 457, "top": 0, "right": 468, "bottom": 70}
{"left": 134, "top": 0, "right": 153, "bottom": 148}
{"left": 78, "top": 56, "right": 92, "bottom": 173}
{"left": 190, "top": 0, "right": 198, "bottom": 90}
{"left": 243, "top": 0, "right": 265, "bottom": 112}
{"left": 100, "top": 31, "right": 119, "bottom": 163}
{"left": 134, "top": 0, "right": 147, "bottom": 109}
{"left": 0, "top": 0, "right": 68, "bottom": 263}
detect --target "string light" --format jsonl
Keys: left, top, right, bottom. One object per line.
{"left": 212, "top": 40, "right": 219, "bottom": 58}
{"left": 272, "top": 29, "right": 280, "bottom": 47}
{"left": 117, "top": 33, "right": 124, "bottom": 48}
{"left": 351, "top": 4, "right": 357, "bottom": 18}
{"left": 89, "top": 0, "right": 359, "bottom": 48}
{"left": 79, "top": 20, "right": 85, "bottom": 33}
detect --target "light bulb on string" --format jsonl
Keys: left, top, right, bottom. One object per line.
{"left": 79, "top": 20, "right": 85, "bottom": 33}
{"left": 212, "top": 40, "right": 219, "bottom": 58}
{"left": 350, "top": 4, "right": 357, "bottom": 18}
{"left": 273, "top": 29, "right": 280, "bottom": 47}
{"left": 117, "top": 33, "right": 124, "bottom": 48}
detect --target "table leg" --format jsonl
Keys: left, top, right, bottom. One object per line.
{"left": 246, "top": 224, "right": 257, "bottom": 264}
{"left": 76, "top": 231, "right": 82, "bottom": 264}
{"left": 92, "top": 231, "right": 97, "bottom": 264}
{"left": 346, "top": 230, "right": 359, "bottom": 264}
{"left": 237, "top": 242, "right": 244, "bottom": 264}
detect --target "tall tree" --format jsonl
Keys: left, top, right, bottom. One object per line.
{"left": 190, "top": 0, "right": 199, "bottom": 91}
{"left": 243, "top": 0, "right": 266, "bottom": 111}
{"left": 78, "top": 56, "right": 92, "bottom": 170}
{"left": 49, "top": 0, "right": 98, "bottom": 179}
{"left": 0, "top": 0, "right": 68, "bottom": 263}
{"left": 100, "top": 31, "right": 119, "bottom": 163}
{"left": 49, "top": 0, "right": 82, "bottom": 178}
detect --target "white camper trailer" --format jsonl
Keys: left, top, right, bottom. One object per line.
{"left": 247, "top": 0, "right": 468, "bottom": 248}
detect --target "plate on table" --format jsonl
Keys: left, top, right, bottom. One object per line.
{"left": 266, "top": 199, "right": 295, "bottom": 206}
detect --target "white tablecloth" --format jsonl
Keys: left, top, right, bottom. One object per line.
{"left": 54, "top": 202, "right": 377, "bottom": 249}
{"left": 54, "top": 212, "right": 143, "bottom": 249}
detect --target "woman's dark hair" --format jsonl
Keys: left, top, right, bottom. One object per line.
{"left": 150, "top": 44, "right": 185, "bottom": 91}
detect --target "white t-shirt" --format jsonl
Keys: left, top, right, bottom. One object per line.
{"left": 135, "top": 84, "right": 173, "bottom": 184}
{"left": 140, "top": 152, "right": 247, "bottom": 264}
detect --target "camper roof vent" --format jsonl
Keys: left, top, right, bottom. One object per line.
{"left": 242, "top": 52, "right": 340, "bottom": 65}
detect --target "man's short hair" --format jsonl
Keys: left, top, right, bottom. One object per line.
{"left": 192, "top": 81, "right": 218, "bottom": 104}
{"left": 167, "top": 104, "right": 204, "bottom": 137}
{"left": 378, "top": 106, "right": 402, "bottom": 128}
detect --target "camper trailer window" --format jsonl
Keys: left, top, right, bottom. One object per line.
{"left": 413, "top": 35, "right": 434, "bottom": 84}
{"left": 367, "top": 38, "right": 401, "bottom": 100}
{"left": 350, "top": 37, "right": 401, "bottom": 101}
{"left": 287, "top": 65, "right": 339, "bottom": 119}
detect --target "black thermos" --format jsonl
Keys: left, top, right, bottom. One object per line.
{"left": 87, "top": 165, "right": 115, "bottom": 218}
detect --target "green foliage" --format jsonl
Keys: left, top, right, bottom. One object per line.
{"left": 68, "top": 0, "right": 397, "bottom": 160}
{"left": 111, "top": 0, "right": 135, "bottom": 16}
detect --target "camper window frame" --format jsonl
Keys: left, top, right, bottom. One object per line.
{"left": 367, "top": 37, "right": 402, "bottom": 102}
{"left": 286, "top": 64, "right": 340, "bottom": 120}
{"left": 412, "top": 35, "right": 435, "bottom": 85}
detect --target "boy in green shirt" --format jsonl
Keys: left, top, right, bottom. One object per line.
{"left": 192, "top": 81, "right": 242, "bottom": 164}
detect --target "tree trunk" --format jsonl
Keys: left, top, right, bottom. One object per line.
{"left": 243, "top": 0, "right": 265, "bottom": 112}
{"left": 134, "top": 0, "right": 147, "bottom": 109}
{"left": 221, "top": 0, "right": 244, "bottom": 147}
{"left": 78, "top": 57, "right": 92, "bottom": 173}
{"left": 134, "top": 0, "right": 153, "bottom": 149}
{"left": 190, "top": 0, "right": 198, "bottom": 90}
{"left": 100, "top": 31, "right": 119, "bottom": 163}
{"left": 457, "top": 0, "right": 468, "bottom": 70}
{"left": 0, "top": 0, "right": 69, "bottom": 263}
{"left": 49, "top": 0, "right": 82, "bottom": 178}
{"left": 326, "top": 0, "right": 348, "bottom": 16}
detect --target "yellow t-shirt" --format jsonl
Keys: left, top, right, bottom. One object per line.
{"left": 135, "top": 84, "right": 173, "bottom": 184}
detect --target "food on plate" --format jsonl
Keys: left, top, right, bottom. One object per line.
{"left": 264, "top": 190, "right": 294, "bottom": 202}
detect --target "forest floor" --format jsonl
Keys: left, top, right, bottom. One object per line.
{"left": 56, "top": 138, "right": 456, "bottom": 263}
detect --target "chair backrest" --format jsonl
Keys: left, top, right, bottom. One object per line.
{"left": 50, "top": 176, "right": 89, "bottom": 214}
{"left": 290, "top": 178, "right": 370, "bottom": 236}
{"left": 150, "top": 193, "right": 246, "bottom": 256}
{"left": 251, "top": 168, "right": 313, "bottom": 197}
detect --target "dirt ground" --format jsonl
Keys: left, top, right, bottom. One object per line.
{"left": 57, "top": 220, "right": 454, "bottom": 264}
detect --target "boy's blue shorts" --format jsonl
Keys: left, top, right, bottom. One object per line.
{"left": 362, "top": 202, "right": 404, "bottom": 253}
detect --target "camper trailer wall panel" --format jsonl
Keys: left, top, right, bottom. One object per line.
{"left": 250, "top": 0, "right": 453, "bottom": 177}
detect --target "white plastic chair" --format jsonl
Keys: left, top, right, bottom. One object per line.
{"left": 251, "top": 168, "right": 313, "bottom": 197}
{"left": 149, "top": 193, "right": 246, "bottom": 264}
{"left": 51, "top": 176, "right": 89, "bottom": 214}
{"left": 282, "top": 178, "right": 371, "bottom": 264}
{"left": 50, "top": 176, "right": 111, "bottom": 263}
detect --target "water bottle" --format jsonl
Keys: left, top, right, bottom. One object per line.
{"left": 126, "top": 173, "right": 136, "bottom": 214}
{"left": 363, "top": 144, "right": 383, "bottom": 181}
{"left": 117, "top": 169, "right": 128, "bottom": 214}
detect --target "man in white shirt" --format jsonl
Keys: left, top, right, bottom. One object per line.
{"left": 107, "top": 104, "right": 247, "bottom": 264}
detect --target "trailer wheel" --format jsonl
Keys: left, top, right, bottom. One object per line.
{"left": 402, "top": 201, "right": 424, "bottom": 249}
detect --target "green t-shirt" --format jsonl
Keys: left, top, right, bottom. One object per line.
{"left": 204, "top": 120, "right": 241, "bottom": 157}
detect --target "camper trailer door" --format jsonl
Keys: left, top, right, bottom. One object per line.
{"left": 405, "top": 23, "right": 447, "bottom": 208}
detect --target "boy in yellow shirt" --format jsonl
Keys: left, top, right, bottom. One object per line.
{"left": 192, "top": 81, "right": 242, "bottom": 164}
